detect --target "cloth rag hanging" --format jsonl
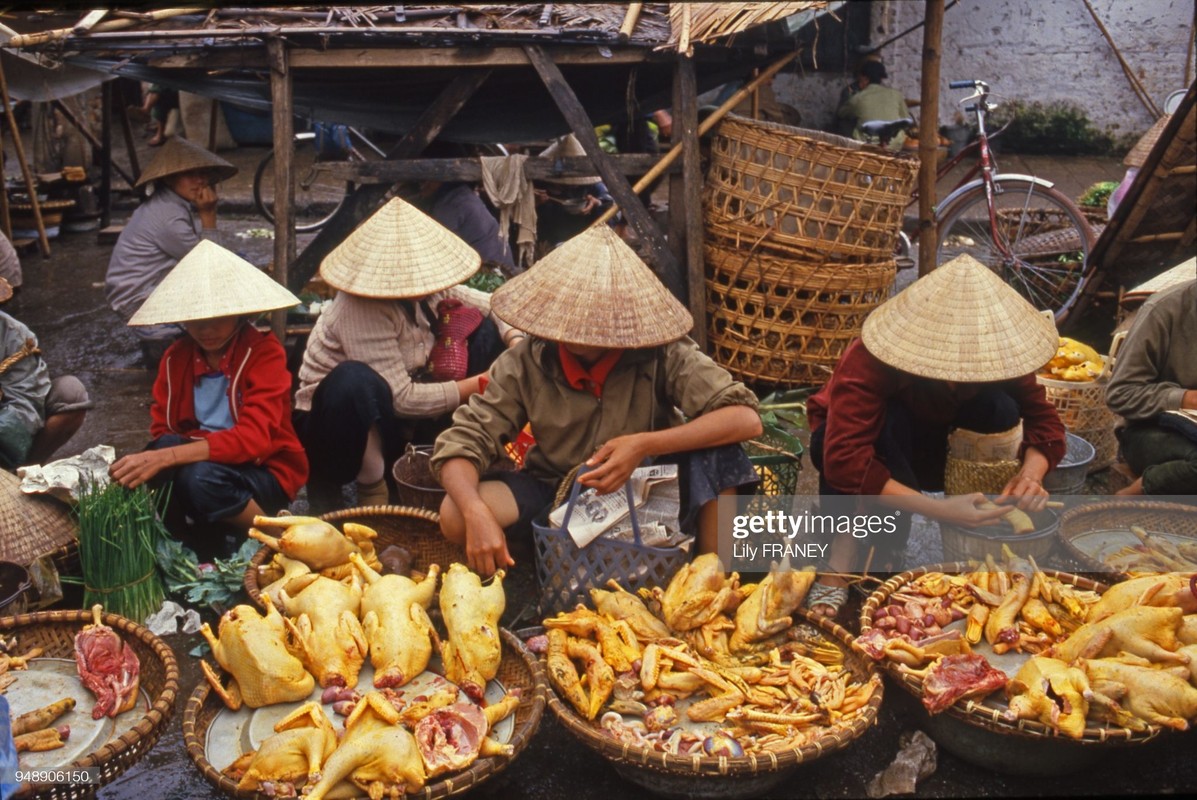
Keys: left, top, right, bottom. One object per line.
{"left": 479, "top": 154, "right": 537, "bottom": 269}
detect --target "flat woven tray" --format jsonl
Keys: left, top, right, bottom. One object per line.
{"left": 1, "top": 609, "right": 180, "bottom": 800}
{"left": 1057, "top": 500, "right": 1197, "bottom": 577}
{"left": 857, "top": 563, "right": 1168, "bottom": 744}
{"left": 243, "top": 505, "right": 463, "bottom": 608}
{"left": 183, "top": 628, "right": 546, "bottom": 800}
{"left": 537, "top": 609, "right": 882, "bottom": 792}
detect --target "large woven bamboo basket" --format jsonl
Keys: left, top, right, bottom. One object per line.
{"left": 183, "top": 628, "right": 547, "bottom": 800}
{"left": 704, "top": 114, "right": 918, "bottom": 262}
{"left": 1037, "top": 368, "right": 1119, "bottom": 472}
{"left": 537, "top": 611, "right": 883, "bottom": 799}
{"left": 705, "top": 238, "right": 895, "bottom": 387}
{"left": 858, "top": 564, "right": 1168, "bottom": 751}
{"left": 1, "top": 609, "right": 180, "bottom": 800}
{"left": 0, "top": 470, "right": 79, "bottom": 572}
{"left": 1057, "top": 499, "right": 1197, "bottom": 577}
{"left": 244, "top": 505, "right": 462, "bottom": 608}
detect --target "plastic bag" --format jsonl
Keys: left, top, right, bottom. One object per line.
{"left": 26, "top": 554, "right": 62, "bottom": 611}
{"left": 312, "top": 122, "right": 353, "bottom": 160}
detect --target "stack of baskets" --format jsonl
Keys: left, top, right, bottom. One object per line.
{"left": 703, "top": 115, "right": 918, "bottom": 387}
{"left": 1037, "top": 357, "right": 1119, "bottom": 472}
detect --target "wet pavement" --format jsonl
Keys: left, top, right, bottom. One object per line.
{"left": 4, "top": 143, "right": 1193, "bottom": 799}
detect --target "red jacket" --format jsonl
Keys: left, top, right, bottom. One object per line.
{"left": 151, "top": 325, "right": 308, "bottom": 498}
{"left": 807, "top": 339, "right": 1066, "bottom": 495}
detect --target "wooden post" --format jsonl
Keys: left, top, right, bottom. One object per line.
{"left": 0, "top": 60, "right": 50, "bottom": 256}
{"left": 100, "top": 81, "right": 113, "bottom": 231}
{"left": 268, "top": 37, "right": 294, "bottom": 341}
{"left": 917, "top": 0, "right": 945, "bottom": 277}
{"left": 208, "top": 97, "right": 220, "bottom": 153}
{"left": 524, "top": 44, "right": 681, "bottom": 295}
{"left": 52, "top": 98, "right": 137, "bottom": 187}
{"left": 674, "top": 56, "right": 705, "bottom": 347}
{"left": 115, "top": 81, "right": 141, "bottom": 183}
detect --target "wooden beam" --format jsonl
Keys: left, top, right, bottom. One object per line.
{"left": 917, "top": 0, "right": 945, "bottom": 277}
{"left": 674, "top": 55, "right": 705, "bottom": 348}
{"left": 269, "top": 37, "right": 294, "bottom": 340}
{"left": 150, "top": 44, "right": 657, "bottom": 70}
{"left": 317, "top": 154, "right": 671, "bottom": 183}
{"left": 51, "top": 99, "right": 137, "bottom": 187}
{"left": 289, "top": 69, "right": 493, "bottom": 291}
{"left": 0, "top": 60, "right": 49, "bottom": 255}
{"left": 523, "top": 43, "right": 681, "bottom": 293}
{"left": 115, "top": 81, "right": 142, "bottom": 184}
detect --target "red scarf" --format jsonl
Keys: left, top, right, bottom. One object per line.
{"left": 558, "top": 344, "right": 624, "bottom": 397}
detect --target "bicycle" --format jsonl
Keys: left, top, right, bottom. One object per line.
{"left": 252, "top": 124, "right": 386, "bottom": 232}
{"left": 861, "top": 80, "right": 1097, "bottom": 323}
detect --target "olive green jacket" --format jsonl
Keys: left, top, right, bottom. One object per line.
{"left": 430, "top": 336, "right": 758, "bottom": 483}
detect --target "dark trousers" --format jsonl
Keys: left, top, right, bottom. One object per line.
{"left": 294, "top": 318, "right": 504, "bottom": 487}
{"left": 146, "top": 433, "right": 288, "bottom": 560}
{"left": 1119, "top": 421, "right": 1197, "bottom": 494}
{"left": 810, "top": 389, "right": 1021, "bottom": 568}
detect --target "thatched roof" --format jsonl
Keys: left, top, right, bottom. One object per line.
{"left": 667, "top": 2, "right": 831, "bottom": 54}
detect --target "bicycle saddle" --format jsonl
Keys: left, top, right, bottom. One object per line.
{"left": 859, "top": 118, "right": 915, "bottom": 141}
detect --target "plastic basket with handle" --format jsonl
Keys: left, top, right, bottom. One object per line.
{"left": 742, "top": 424, "right": 804, "bottom": 496}
{"left": 532, "top": 467, "right": 691, "bottom": 617}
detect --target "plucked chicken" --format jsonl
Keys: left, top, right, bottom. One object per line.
{"left": 200, "top": 594, "right": 315, "bottom": 710}
{"left": 1082, "top": 657, "right": 1197, "bottom": 730}
{"left": 74, "top": 604, "right": 140, "bottom": 719}
{"left": 303, "top": 692, "right": 427, "bottom": 800}
{"left": 258, "top": 554, "right": 312, "bottom": 608}
{"left": 351, "top": 552, "right": 440, "bottom": 688}
{"left": 1180, "top": 614, "right": 1197, "bottom": 645}
{"left": 225, "top": 701, "right": 338, "bottom": 794}
{"left": 652, "top": 553, "right": 741, "bottom": 632}
{"left": 279, "top": 573, "right": 368, "bottom": 688}
{"left": 413, "top": 697, "right": 517, "bottom": 778}
{"left": 1086, "top": 573, "right": 1197, "bottom": 622}
{"left": 730, "top": 560, "right": 815, "bottom": 652}
{"left": 1004, "top": 656, "right": 1090, "bottom": 738}
{"left": 439, "top": 564, "right": 505, "bottom": 702}
{"left": 1050, "top": 605, "right": 1188, "bottom": 665}
{"left": 589, "top": 582, "right": 672, "bottom": 641}
{"left": 250, "top": 516, "right": 382, "bottom": 578}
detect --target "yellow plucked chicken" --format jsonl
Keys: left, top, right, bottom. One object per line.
{"left": 279, "top": 573, "right": 368, "bottom": 688}
{"left": 1003, "top": 656, "right": 1090, "bottom": 738}
{"left": 303, "top": 692, "right": 426, "bottom": 800}
{"left": 225, "top": 701, "right": 338, "bottom": 794}
{"left": 439, "top": 563, "right": 505, "bottom": 702}
{"left": 653, "top": 552, "right": 741, "bottom": 632}
{"left": 199, "top": 594, "right": 315, "bottom": 710}
{"left": 1082, "top": 657, "right": 1197, "bottom": 730}
{"left": 1044, "top": 337, "right": 1104, "bottom": 382}
{"left": 730, "top": 560, "right": 816, "bottom": 652}
{"left": 350, "top": 552, "right": 440, "bottom": 688}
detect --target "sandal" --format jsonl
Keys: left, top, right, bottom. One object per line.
{"left": 805, "top": 582, "right": 849, "bottom": 618}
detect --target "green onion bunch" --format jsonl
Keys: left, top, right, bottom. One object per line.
{"left": 74, "top": 482, "right": 169, "bottom": 623}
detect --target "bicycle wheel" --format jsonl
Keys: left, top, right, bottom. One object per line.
{"left": 253, "top": 143, "right": 351, "bottom": 232}
{"left": 935, "top": 179, "right": 1096, "bottom": 323}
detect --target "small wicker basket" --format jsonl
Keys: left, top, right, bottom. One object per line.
{"left": 1, "top": 609, "right": 180, "bottom": 800}
{"left": 1037, "top": 367, "right": 1119, "bottom": 473}
{"left": 536, "top": 610, "right": 882, "bottom": 799}
{"left": 705, "top": 238, "right": 894, "bottom": 387}
{"left": 704, "top": 115, "right": 918, "bottom": 262}
{"left": 183, "top": 628, "right": 547, "bottom": 800}
{"left": 244, "top": 505, "right": 462, "bottom": 608}
{"left": 1057, "top": 499, "right": 1197, "bottom": 577}
{"left": 391, "top": 445, "right": 445, "bottom": 513}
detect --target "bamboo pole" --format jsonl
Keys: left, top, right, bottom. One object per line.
{"left": 0, "top": 61, "right": 49, "bottom": 256}
{"left": 593, "top": 49, "right": 799, "bottom": 227}
{"left": 917, "top": 0, "right": 945, "bottom": 277}
{"left": 1080, "top": 0, "right": 1161, "bottom": 118}
{"left": 268, "top": 38, "right": 293, "bottom": 343}
{"left": 618, "top": 3, "right": 643, "bottom": 41}
{"left": 6, "top": 7, "right": 207, "bottom": 47}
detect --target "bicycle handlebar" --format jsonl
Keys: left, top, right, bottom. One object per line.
{"left": 949, "top": 79, "right": 980, "bottom": 89}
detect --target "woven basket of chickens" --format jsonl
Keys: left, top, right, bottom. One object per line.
{"left": 1057, "top": 500, "right": 1197, "bottom": 577}
{"left": 0, "top": 607, "right": 179, "bottom": 800}
{"left": 183, "top": 627, "right": 547, "bottom": 800}
{"left": 532, "top": 558, "right": 884, "bottom": 800}
{"left": 243, "top": 505, "right": 463, "bottom": 608}
{"left": 855, "top": 559, "right": 1195, "bottom": 774}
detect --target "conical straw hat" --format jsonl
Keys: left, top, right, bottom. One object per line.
{"left": 539, "top": 134, "right": 600, "bottom": 185}
{"left": 134, "top": 136, "right": 238, "bottom": 187}
{"left": 490, "top": 225, "right": 693, "bottom": 348}
{"left": 1126, "top": 256, "right": 1196, "bottom": 296}
{"left": 0, "top": 470, "right": 78, "bottom": 567}
{"left": 861, "top": 254, "right": 1058, "bottom": 382}
{"left": 129, "top": 240, "right": 300, "bottom": 325}
{"left": 1123, "top": 115, "right": 1170, "bottom": 168}
{"left": 319, "top": 197, "right": 480, "bottom": 298}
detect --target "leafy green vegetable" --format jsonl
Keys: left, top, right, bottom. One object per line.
{"left": 173, "top": 538, "right": 260, "bottom": 610}
{"left": 465, "top": 269, "right": 506, "bottom": 293}
{"left": 1078, "top": 181, "right": 1118, "bottom": 208}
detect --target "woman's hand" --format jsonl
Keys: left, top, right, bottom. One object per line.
{"left": 935, "top": 493, "right": 1012, "bottom": 528}
{"left": 463, "top": 504, "right": 514, "bottom": 577}
{"left": 579, "top": 434, "right": 650, "bottom": 495}
{"left": 996, "top": 472, "right": 1050, "bottom": 513}
{"left": 110, "top": 449, "right": 173, "bottom": 489}
{"left": 581, "top": 194, "right": 600, "bottom": 214}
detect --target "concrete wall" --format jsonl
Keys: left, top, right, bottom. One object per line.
{"left": 776, "top": 0, "right": 1194, "bottom": 143}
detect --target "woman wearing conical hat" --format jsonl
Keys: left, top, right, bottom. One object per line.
{"left": 292, "top": 197, "right": 524, "bottom": 511}
{"left": 430, "top": 226, "right": 763, "bottom": 577}
{"left": 533, "top": 134, "right": 613, "bottom": 249}
{"left": 110, "top": 241, "right": 308, "bottom": 559}
{"left": 803, "top": 255, "right": 1067, "bottom": 616}
{"left": 105, "top": 137, "right": 237, "bottom": 367}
